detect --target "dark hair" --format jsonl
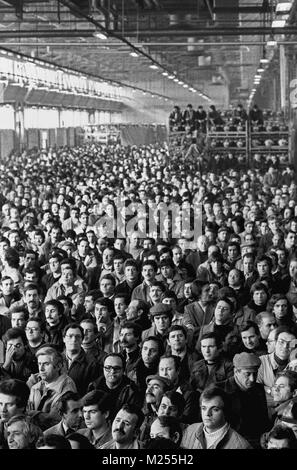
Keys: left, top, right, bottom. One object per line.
{"left": 104, "top": 352, "right": 126, "bottom": 371}
{"left": 36, "top": 434, "right": 72, "bottom": 449}
{"left": 162, "top": 290, "right": 177, "bottom": 302}
{"left": 239, "top": 320, "right": 260, "bottom": 336}
{"left": 44, "top": 299, "right": 64, "bottom": 318}
{"left": 142, "top": 259, "right": 158, "bottom": 272}
{"left": 57, "top": 391, "right": 81, "bottom": 416}
{"left": 159, "top": 354, "right": 181, "bottom": 372}
{"left": 84, "top": 290, "right": 102, "bottom": 302}
{"left": 119, "top": 321, "right": 142, "bottom": 340}
{"left": 4, "top": 327, "right": 27, "bottom": 345}
{"left": 63, "top": 323, "right": 84, "bottom": 339}
{"left": 275, "top": 370, "right": 297, "bottom": 392}
{"left": 94, "top": 297, "right": 114, "bottom": 313}
{"left": 200, "top": 332, "right": 222, "bottom": 348}
{"left": 82, "top": 390, "right": 111, "bottom": 413}
{"left": 168, "top": 324, "right": 187, "bottom": 339}
{"left": 100, "top": 274, "right": 116, "bottom": 286}
{"left": 0, "top": 379, "right": 30, "bottom": 410}
{"left": 152, "top": 415, "right": 182, "bottom": 445}
{"left": 118, "top": 403, "right": 144, "bottom": 429}
{"left": 141, "top": 335, "right": 165, "bottom": 356}
{"left": 159, "top": 390, "right": 186, "bottom": 417}
{"left": 66, "top": 432, "right": 96, "bottom": 449}
{"left": 200, "top": 386, "right": 231, "bottom": 421}
{"left": 274, "top": 325, "right": 297, "bottom": 341}
{"left": 268, "top": 425, "right": 297, "bottom": 449}
{"left": 145, "top": 437, "right": 179, "bottom": 449}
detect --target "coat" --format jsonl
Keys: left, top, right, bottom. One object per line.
{"left": 190, "top": 356, "right": 234, "bottom": 393}
{"left": 64, "top": 349, "right": 100, "bottom": 397}
{"left": 181, "top": 422, "right": 252, "bottom": 449}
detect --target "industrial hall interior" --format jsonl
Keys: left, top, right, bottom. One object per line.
{"left": 1, "top": 0, "right": 297, "bottom": 453}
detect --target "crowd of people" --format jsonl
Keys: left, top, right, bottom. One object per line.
{"left": 0, "top": 140, "right": 296, "bottom": 450}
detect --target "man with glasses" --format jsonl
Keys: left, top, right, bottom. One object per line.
{"left": 88, "top": 353, "right": 142, "bottom": 422}
{"left": 62, "top": 323, "right": 100, "bottom": 397}
{"left": 25, "top": 318, "right": 45, "bottom": 355}
{"left": 257, "top": 326, "right": 297, "bottom": 412}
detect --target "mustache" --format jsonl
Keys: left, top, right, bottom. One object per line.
{"left": 114, "top": 429, "right": 125, "bottom": 435}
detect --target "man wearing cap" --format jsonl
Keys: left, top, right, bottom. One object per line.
{"left": 220, "top": 351, "right": 270, "bottom": 448}
{"left": 139, "top": 374, "right": 172, "bottom": 445}
{"left": 142, "top": 304, "right": 173, "bottom": 349}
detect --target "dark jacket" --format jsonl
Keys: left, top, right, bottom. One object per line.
{"left": 44, "top": 316, "right": 69, "bottom": 352}
{"left": 220, "top": 376, "right": 271, "bottom": 447}
{"left": 1, "top": 349, "right": 38, "bottom": 382}
{"left": 88, "top": 374, "right": 143, "bottom": 421}
{"left": 190, "top": 356, "right": 234, "bottom": 393}
{"left": 64, "top": 349, "right": 100, "bottom": 397}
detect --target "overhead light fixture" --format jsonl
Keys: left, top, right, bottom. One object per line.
{"left": 93, "top": 31, "right": 108, "bottom": 40}
{"left": 257, "top": 67, "right": 265, "bottom": 73}
{"left": 260, "top": 57, "right": 269, "bottom": 64}
{"left": 130, "top": 51, "right": 139, "bottom": 58}
{"left": 267, "top": 39, "right": 277, "bottom": 46}
{"left": 173, "top": 78, "right": 179, "bottom": 82}
{"left": 272, "top": 19, "right": 287, "bottom": 28}
{"left": 254, "top": 75, "right": 261, "bottom": 79}
{"left": 168, "top": 75, "right": 175, "bottom": 79}
{"left": 162, "top": 72, "right": 169, "bottom": 76}
{"left": 276, "top": 2, "right": 292, "bottom": 13}
{"left": 149, "top": 64, "right": 159, "bottom": 70}
{"left": 183, "top": 84, "right": 189, "bottom": 88}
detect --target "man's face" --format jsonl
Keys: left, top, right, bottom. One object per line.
{"left": 253, "top": 289, "right": 267, "bottom": 306}
{"left": 228, "top": 269, "right": 241, "bottom": 287}
{"left": 114, "top": 297, "right": 127, "bottom": 319}
{"left": 153, "top": 314, "right": 170, "bottom": 334}
{"left": 172, "top": 248, "right": 182, "bottom": 265}
{"left": 141, "top": 340, "right": 160, "bottom": 367}
{"left": 267, "top": 329, "right": 278, "bottom": 353}
{"left": 241, "top": 327, "right": 259, "bottom": 350}
{"left": 45, "top": 304, "right": 61, "bottom": 327}
{"left": 200, "top": 285, "right": 211, "bottom": 303}
{"left": 120, "top": 328, "right": 138, "bottom": 350}
{"left": 125, "top": 300, "right": 140, "bottom": 321}
{"left": 78, "top": 241, "right": 89, "bottom": 257}
{"left": 25, "top": 320, "right": 42, "bottom": 343}
{"left": 158, "top": 396, "right": 178, "bottom": 418}
{"left": 38, "top": 354, "right": 60, "bottom": 383}
{"left": 83, "top": 404, "right": 106, "bottom": 430}
{"left": 114, "top": 258, "right": 124, "bottom": 274}
{"left": 159, "top": 357, "right": 177, "bottom": 382}
{"left": 184, "top": 282, "right": 192, "bottom": 299}
{"left": 289, "top": 260, "right": 297, "bottom": 279}
{"left": 2, "top": 278, "right": 14, "bottom": 295}
{"left": 100, "top": 279, "right": 114, "bottom": 297}
{"left": 214, "top": 301, "right": 231, "bottom": 325}
{"left": 146, "top": 379, "right": 165, "bottom": 405}
{"left": 259, "top": 316, "right": 276, "bottom": 340}
{"left": 0, "top": 394, "right": 23, "bottom": 423}
{"left": 160, "top": 265, "right": 174, "bottom": 280}
{"left": 7, "top": 421, "right": 30, "bottom": 449}
{"left": 84, "top": 295, "right": 95, "bottom": 313}
{"left": 63, "top": 328, "right": 83, "bottom": 354}
{"left": 63, "top": 399, "right": 83, "bottom": 430}
{"left": 235, "top": 368, "right": 258, "bottom": 390}
{"left": 257, "top": 261, "right": 270, "bottom": 278}
{"left": 11, "top": 312, "right": 26, "bottom": 330}
{"left": 102, "top": 248, "right": 114, "bottom": 267}
{"left": 243, "top": 257, "right": 254, "bottom": 274}
{"left": 104, "top": 356, "right": 124, "bottom": 388}
{"left": 81, "top": 321, "right": 97, "bottom": 345}
{"left": 24, "top": 289, "right": 39, "bottom": 310}
{"left": 61, "top": 267, "right": 74, "bottom": 286}
{"left": 201, "top": 396, "right": 226, "bottom": 432}
{"left": 168, "top": 329, "right": 187, "bottom": 353}
{"left": 275, "top": 332, "right": 296, "bottom": 361}
{"left": 94, "top": 304, "right": 110, "bottom": 325}
{"left": 6, "top": 337, "right": 25, "bottom": 361}
{"left": 125, "top": 266, "right": 138, "bottom": 283}
{"left": 112, "top": 409, "right": 138, "bottom": 445}
{"left": 142, "top": 265, "right": 155, "bottom": 282}
{"left": 150, "top": 286, "right": 163, "bottom": 304}
{"left": 201, "top": 338, "right": 219, "bottom": 362}
{"left": 272, "top": 376, "right": 294, "bottom": 403}
{"left": 273, "top": 299, "right": 288, "bottom": 320}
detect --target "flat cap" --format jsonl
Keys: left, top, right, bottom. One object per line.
{"left": 233, "top": 352, "right": 261, "bottom": 370}
{"left": 146, "top": 375, "right": 172, "bottom": 389}
{"left": 150, "top": 303, "right": 172, "bottom": 317}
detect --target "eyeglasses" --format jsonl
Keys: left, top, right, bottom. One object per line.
{"left": 25, "top": 327, "right": 39, "bottom": 332}
{"left": 277, "top": 338, "right": 295, "bottom": 349}
{"left": 104, "top": 365, "right": 122, "bottom": 373}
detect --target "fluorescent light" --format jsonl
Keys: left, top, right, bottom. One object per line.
{"left": 267, "top": 39, "right": 277, "bottom": 46}
{"left": 252, "top": 88, "right": 257, "bottom": 92}
{"left": 272, "top": 19, "right": 287, "bottom": 28}
{"left": 257, "top": 67, "right": 265, "bottom": 73}
{"left": 93, "top": 31, "right": 108, "bottom": 39}
{"left": 254, "top": 75, "right": 261, "bottom": 79}
{"left": 130, "top": 52, "right": 139, "bottom": 58}
{"left": 149, "top": 64, "right": 159, "bottom": 70}
{"left": 276, "top": 2, "right": 292, "bottom": 13}
{"left": 162, "top": 72, "right": 168, "bottom": 76}
{"left": 260, "top": 58, "right": 269, "bottom": 64}
{"left": 168, "top": 75, "right": 175, "bottom": 79}
{"left": 173, "top": 78, "right": 179, "bottom": 82}
{"left": 183, "top": 84, "right": 189, "bottom": 88}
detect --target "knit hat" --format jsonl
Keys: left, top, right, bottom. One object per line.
{"left": 233, "top": 352, "right": 261, "bottom": 370}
